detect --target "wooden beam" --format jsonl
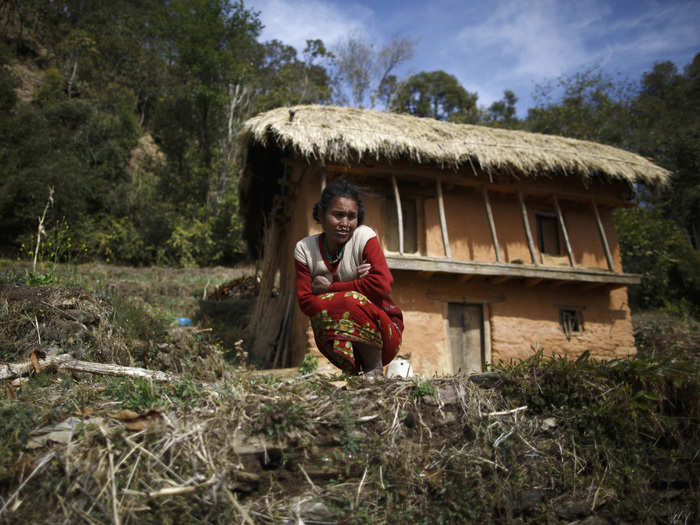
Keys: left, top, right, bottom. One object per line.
{"left": 550, "top": 280, "right": 569, "bottom": 287}
{"left": 385, "top": 254, "right": 641, "bottom": 285}
{"left": 323, "top": 163, "right": 635, "bottom": 207}
{"left": 391, "top": 175, "right": 404, "bottom": 254}
{"left": 553, "top": 195, "right": 575, "bottom": 267}
{"left": 592, "top": 199, "right": 615, "bottom": 271}
{"left": 459, "top": 274, "right": 475, "bottom": 282}
{"left": 524, "top": 278, "right": 543, "bottom": 287}
{"left": 436, "top": 179, "right": 451, "bottom": 257}
{"left": 419, "top": 271, "right": 435, "bottom": 280}
{"left": 490, "top": 276, "right": 511, "bottom": 285}
{"left": 518, "top": 191, "right": 539, "bottom": 265}
{"left": 482, "top": 186, "right": 502, "bottom": 262}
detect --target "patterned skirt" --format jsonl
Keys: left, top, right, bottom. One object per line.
{"left": 310, "top": 291, "right": 402, "bottom": 373}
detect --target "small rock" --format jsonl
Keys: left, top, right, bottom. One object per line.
{"left": 441, "top": 411, "right": 457, "bottom": 424}
{"left": 541, "top": 417, "right": 557, "bottom": 430}
{"left": 300, "top": 500, "right": 333, "bottom": 521}
{"left": 556, "top": 500, "right": 591, "bottom": 520}
{"left": 436, "top": 384, "right": 459, "bottom": 405}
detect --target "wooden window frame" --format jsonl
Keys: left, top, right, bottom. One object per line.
{"left": 535, "top": 211, "right": 561, "bottom": 256}
{"left": 559, "top": 307, "right": 584, "bottom": 340}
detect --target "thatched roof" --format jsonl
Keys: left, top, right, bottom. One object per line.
{"left": 238, "top": 105, "right": 670, "bottom": 186}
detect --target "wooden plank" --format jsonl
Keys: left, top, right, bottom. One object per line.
{"left": 436, "top": 179, "right": 451, "bottom": 257}
{"left": 459, "top": 274, "right": 474, "bottom": 282}
{"left": 391, "top": 175, "right": 404, "bottom": 254}
{"left": 482, "top": 304, "right": 492, "bottom": 367}
{"left": 553, "top": 195, "right": 575, "bottom": 267}
{"left": 550, "top": 280, "right": 569, "bottom": 287}
{"left": 592, "top": 199, "right": 615, "bottom": 271}
{"left": 462, "top": 305, "right": 484, "bottom": 374}
{"left": 447, "top": 305, "right": 464, "bottom": 374}
{"left": 518, "top": 191, "right": 539, "bottom": 265}
{"left": 385, "top": 254, "right": 641, "bottom": 285}
{"left": 490, "top": 276, "right": 511, "bottom": 285}
{"left": 524, "top": 278, "right": 544, "bottom": 288}
{"left": 482, "top": 186, "right": 502, "bottom": 262}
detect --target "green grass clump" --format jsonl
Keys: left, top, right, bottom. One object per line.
{"left": 0, "top": 401, "right": 36, "bottom": 486}
{"left": 495, "top": 350, "right": 699, "bottom": 521}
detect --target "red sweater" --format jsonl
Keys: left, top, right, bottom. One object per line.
{"left": 295, "top": 236, "right": 402, "bottom": 330}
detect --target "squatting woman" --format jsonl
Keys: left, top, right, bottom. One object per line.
{"left": 294, "top": 180, "right": 403, "bottom": 377}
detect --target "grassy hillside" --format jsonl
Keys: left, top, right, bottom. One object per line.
{"left": 0, "top": 261, "right": 698, "bottom": 523}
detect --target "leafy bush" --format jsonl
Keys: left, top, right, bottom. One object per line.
{"left": 497, "top": 350, "right": 699, "bottom": 508}
{"left": 615, "top": 207, "right": 700, "bottom": 312}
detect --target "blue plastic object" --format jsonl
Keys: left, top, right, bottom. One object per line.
{"left": 173, "top": 317, "right": 192, "bottom": 326}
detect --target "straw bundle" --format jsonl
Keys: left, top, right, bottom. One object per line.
{"left": 238, "top": 105, "right": 670, "bottom": 186}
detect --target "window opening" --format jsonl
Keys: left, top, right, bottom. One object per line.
{"left": 385, "top": 196, "right": 419, "bottom": 254}
{"left": 559, "top": 308, "right": 583, "bottom": 340}
{"left": 537, "top": 213, "right": 560, "bottom": 255}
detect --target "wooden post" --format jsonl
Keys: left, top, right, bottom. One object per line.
{"left": 553, "top": 195, "right": 575, "bottom": 267}
{"left": 391, "top": 175, "right": 404, "bottom": 254}
{"left": 518, "top": 191, "right": 538, "bottom": 265}
{"left": 482, "top": 186, "right": 501, "bottom": 262}
{"left": 436, "top": 179, "right": 451, "bottom": 258}
{"left": 592, "top": 200, "right": 615, "bottom": 271}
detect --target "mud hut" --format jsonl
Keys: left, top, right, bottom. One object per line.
{"left": 237, "top": 105, "right": 670, "bottom": 375}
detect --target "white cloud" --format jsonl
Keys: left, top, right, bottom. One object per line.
{"left": 457, "top": 0, "right": 610, "bottom": 80}
{"left": 246, "top": 0, "right": 375, "bottom": 52}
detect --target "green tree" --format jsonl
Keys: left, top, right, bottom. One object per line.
{"left": 252, "top": 38, "right": 333, "bottom": 111}
{"left": 630, "top": 56, "right": 700, "bottom": 246}
{"left": 333, "top": 34, "right": 415, "bottom": 109}
{"left": 615, "top": 207, "right": 700, "bottom": 311}
{"left": 524, "top": 68, "right": 633, "bottom": 145}
{"left": 391, "top": 70, "right": 478, "bottom": 123}
{"left": 485, "top": 89, "right": 519, "bottom": 128}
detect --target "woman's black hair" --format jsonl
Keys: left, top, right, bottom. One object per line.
{"left": 313, "top": 180, "right": 365, "bottom": 225}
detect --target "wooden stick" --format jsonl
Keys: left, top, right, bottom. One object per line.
{"left": 1, "top": 354, "right": 177, "bottom": 382}
{"left": 1, "top": 353, "right": 72, "bottom": 380}
{"left": 592, "top": 200, "right": 614, "bottom": 271}
{"left": 553, "top": 195, "right": 575, "bottom": 267}
{"left": 321, "top": 166, "right": 327, "bottom": 192}
{"left": 391, "top": 175, "right": 404, "bottom": 254}
{"left": 436, "top": 179, "right": 451, "bottom": 257}
{"left": 148, "top": 476, "right": 217, "bottom": 498}
{"left": 518, "top": 191, "right": 538, "bottom": 265}
{"left": 487, "top": 405, "right": 527, "bottom": 417}
{"left": 482, "top": 186, "right": 501, "bottom": 262}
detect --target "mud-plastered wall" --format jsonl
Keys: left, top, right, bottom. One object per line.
{"left": 389, "top": 274, "right": 635, "bottom": 376}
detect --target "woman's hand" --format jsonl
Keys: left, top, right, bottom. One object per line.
{"left": 357, "top": 262, "right": 371, "bottom": 278}
{"left": 312, "top": 274, "right": 332, "bottom": 294}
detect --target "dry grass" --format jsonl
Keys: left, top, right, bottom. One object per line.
{"left": 0, "top": 262, "right": 697, "bottom": 524}
{"left": 238, "top": 105, "right": 670, "bottom": 186}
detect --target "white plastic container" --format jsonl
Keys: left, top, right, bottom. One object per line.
{"left": 386, "top": 358, "right": 414, "bottom": 379}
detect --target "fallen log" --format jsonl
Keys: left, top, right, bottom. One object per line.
{"left": 1, "top": 353, "right": 73, "bottom": 381}
{"left": 1, "top": 353, "right": 178, "bottom": 382}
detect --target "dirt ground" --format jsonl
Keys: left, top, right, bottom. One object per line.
{"left": 0, "top": 261, "right": 698, "bottom": 524}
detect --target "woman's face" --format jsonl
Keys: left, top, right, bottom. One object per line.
{"left": 322, "top": 196, "right": 359, "bottom": 251}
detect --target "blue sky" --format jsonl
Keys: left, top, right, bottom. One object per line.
{"left": 245, "top": 0, "right": 700, "bottom": 115}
